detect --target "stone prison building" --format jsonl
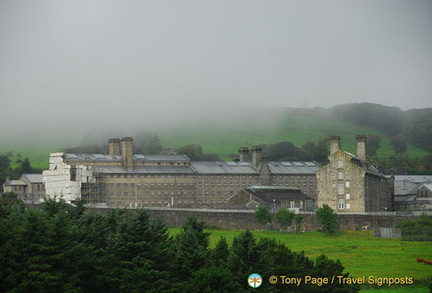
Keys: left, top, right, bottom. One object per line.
{"left": 316, "top": 135, "right": 394, "bottom": 213}
{"left": 43, "top": 137, "right": 319, "bottom": 208}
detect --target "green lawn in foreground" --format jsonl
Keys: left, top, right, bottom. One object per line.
{"left": 169, "top": 228, "right": 432, "bottom": 291}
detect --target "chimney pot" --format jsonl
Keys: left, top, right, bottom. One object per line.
{"left": 108, "top": 138, "right": 121, "bottom": 155}
{"left": 121, "top": 137, "right": 134, "bottom": 170}
{"left": 252, "top": 146, "right": 262, "bottom": 167}
{"left": 356, "top": 135, "right": 367, "bottom": 166}
{"left": 329, "top": 136, "right": 341, "bottom": 154}
{"left": 238, "top": 147, "right": 249, "bottom": 162}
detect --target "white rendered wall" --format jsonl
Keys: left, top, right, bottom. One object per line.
{"left": 42, "top": 153, "right": 95, "bottom": 203}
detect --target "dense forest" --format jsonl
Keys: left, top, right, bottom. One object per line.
{"left": 0, "top": 193, "right": 359, "bottom": 292}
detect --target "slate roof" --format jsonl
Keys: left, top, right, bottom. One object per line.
{"left": 4, "top": 180, "right": 26, "bottom": 186}
{"left": 189, "top": 161, "right": 258, "bottom": 174}
{"left": 267, "top": 161, "right": 320, "bottom": 174}
{"left": 394, "top": 175, "right": 432, "bottom": 184}
{"left": 22, "top": 174, "right": 44, "bottom": 183}
{"left": 394, "top": 175, "right": 432, "bottom": 196}
{"left": 65, "top": 153, "right": 189, "bottom": 163}
{"left": 421, "top": 183, "right": 432, "bottom": 192}
{"left": 244, "top": 186, "right": 313, "bottom": 202}
{"left": 93, "top": 166, "right": 195, "bottom": 175}
{"left": 64, "top": 152, "right": 319, "bottom": 176}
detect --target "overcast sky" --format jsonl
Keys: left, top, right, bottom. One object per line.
{"left": 1, "top": 0, "right": 431, "bottom": 138}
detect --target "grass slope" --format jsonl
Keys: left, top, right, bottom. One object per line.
{"left": 1, "top": 108, "right": 430, "bottom": 169}
{"left": 158, "top": 108, "right": 430, "bottom": 159}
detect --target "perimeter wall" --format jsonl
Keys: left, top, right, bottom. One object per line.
{"left": 91, "top": 207, "right": 420, "bottom": 231}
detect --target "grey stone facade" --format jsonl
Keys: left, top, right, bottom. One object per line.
{"left": 316, "top": 135, "right": 394, "bottom": 213}
{"left": 43, "top": 137, "right": 319, "bottom": 208}
{"left": 2, "top": 174, "right": 45, "bottom": 203}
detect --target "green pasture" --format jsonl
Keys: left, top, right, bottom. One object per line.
{"left": 169, "top": 228, "right": 432, "bottom": 291}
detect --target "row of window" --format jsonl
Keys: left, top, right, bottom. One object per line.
{"left": 332, "top": 182, "right": 351, "bottom": 194}
{"left": 333, "top": 194, "right": 351, "bottom": 200}
{"left": 107, "top": 191, "right": 230, "bottom": 196}
{"left": 331, "top": 172, "right": 350, "bottom": 180}
{"left": 106, "top": 174, "right": 265, "bottom": 179}
{"left": 337, "top": 199, "right": 351, "bottom": 210}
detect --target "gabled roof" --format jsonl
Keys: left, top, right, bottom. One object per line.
{"left": 190, "top": 161, "right": 258, "bottom": 174}
{"left": 93, "top": 166, "right": 195, "bottom": 175}
{"left": 244, "top": 186, "right": 313, "bottom": 203}
{"left": 366, "top": 165, "right": 388, "bottom": 178}
{"left": 267, "top": 161, "right": 320, "bottom": 174}
{"left": 62, "top": 152, "right": 319, "bottom": 175}
{"left": 21, "top": 174, "right": 44, "bottom": 183}
{"left": 394, "top": 175, "right": 432, "bottom": 184}
{"left": 419, "top": 183, "right": 432, "bottom": 192}
{"left": 394, "top": 176, "right": 432, "bottom": 196}
{"left": 65, "top": 153, "right": 190, "bottom": 163}
{"left": 3, "top": 180, "right": 26, "bottom": 186}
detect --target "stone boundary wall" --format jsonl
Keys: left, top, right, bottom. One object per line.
{"left": 90, "top": 207, "right": 419, "bottom": 231}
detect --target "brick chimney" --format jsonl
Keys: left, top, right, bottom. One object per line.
{"left": 329, "top": 136, "right": 341, "bottom": 154}
{"left": 121, "top": 137, "right": 134, "bottom": 170}
{"left": 108, "top": 138, "right": 121, "bottom": 155}
{"left": 238, "top": 147, "right": 249, "bottom": 162}
{"left": 356, "top": 135, "right": 367, "bottom": 166}
{"left": 252, "top": 146, "right": 262, "bottom": 168}
{"left": 259, "top": 156, "right": 271, "bottom": 185}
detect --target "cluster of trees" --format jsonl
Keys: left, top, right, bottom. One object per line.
{"left": 255, "top": 204, "right": 339, "bottom": 236}
{"left": 330, "top": 103, "right": 432, "bottom": 153}
{"left": 397, "top": 215, "right": 432, "bottom": 242}
{"left": 0, "top": 193, "right": 359, "bottom": 292}
{"left": 0, "top": 152, "right": 40, "bottom": 192}
{"left": 261, "top": 140, "right": 329, "bottom": 163}
{"left": 176, "top": 144, "right": 221, "bottom": 161}
{"left": 227, "top": 139, "right": 330, "bottom": 164}
{"left": 372, "top": 156, "right": 432, "bottom": 175}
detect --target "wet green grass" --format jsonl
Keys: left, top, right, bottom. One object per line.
{"left": 169, "top": 228, "right": 432, "bottom": 291}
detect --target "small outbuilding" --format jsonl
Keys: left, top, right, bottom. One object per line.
{"left": 227, "top": 186, "right": 314, "bottom": 212}
{"left": 2, "top": 174, "right": 45, "bottom": 203}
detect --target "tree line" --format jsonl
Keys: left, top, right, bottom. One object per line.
{"left": 330, "top": 103, "right": 432, "bottom": 153}
{"left": 255, "top": 204, "right": 340, "bottom": 236}
{"left": 0, "top": 193, "right": 359, "bottom": 292}
{"left": 397, "top": 215, "right": 432, "bottom": 242}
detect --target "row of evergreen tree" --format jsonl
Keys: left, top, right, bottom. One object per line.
{"left": 0, "top": 193, "right": 359, "bottom": 292}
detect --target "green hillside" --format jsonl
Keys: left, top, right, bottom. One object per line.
{"left": 1, "top": 108, "right": 430, "bottom": 170}
{"left": 158, "top": 108, "right": 430, "bottom": 159}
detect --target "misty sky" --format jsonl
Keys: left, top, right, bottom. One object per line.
{"left": 1, "top": 0, "right": 431, "bottom": 137}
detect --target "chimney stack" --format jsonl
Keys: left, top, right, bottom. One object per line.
{"left": 121, "top": 137, "right": 134, "bottom": 170}
{"left": 238, "top": 147, "right": 249, "bottom": 162}
{"left": 108, "top": 138, "right": 121, "bottom": 155}
{"left": 329, "top": 136, "right": 341, "bottom": 154}
{"left": 356, "top": 135, "right": 367, "bottom": 166}
{"left": 252, "top": 146, "right": 262, "bottom": 167}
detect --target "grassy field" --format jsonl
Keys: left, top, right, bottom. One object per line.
{"left": 1, "top": 108, "right": 430, "bottom": 169}
{"left": 169, "top": 228, "right": 432, "bottom": 292}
